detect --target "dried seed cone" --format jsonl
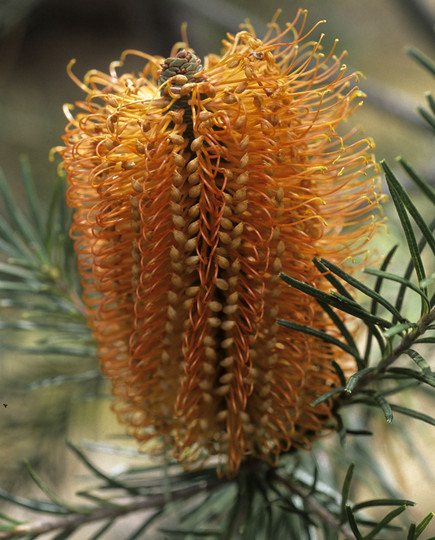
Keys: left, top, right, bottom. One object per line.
{"left": 59, "top": 9, "right": 381, "bottom": 475}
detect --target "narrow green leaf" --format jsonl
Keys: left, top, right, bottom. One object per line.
{"left": 427, "top": 91, "right": 435, "bottom": 115}
{"left": 345, "top": 505, "right": 363, "bottom": 540}
{"left": 382, "top": 161, "right": 427, "bottom": 313}
{"left": 0, "top": 280, "right": 47, "bottom": 293}
{"left": 364, "top": 245, "right": 399, "bottom": 362}
{"left": 332, "top": 360, "right": 347, "bottom": 386}
{"left": 415, "top": 512, "right": 434, "bottom": 539}
{"left": 415, "top": 337, "right": 435, "bottom": 344}
{"left": 313, "top": 257, "right": 354, "bottom": 300}
{"left": 368, "top": 245, "right": 399, "bottom": 315}
{"left": 0, "top": 169, "right": 48, "bottom": 265}
{"left": 0, "top": 214, "right": 35, "bottom": 259}
{"left": 407, "top": 46, "right": 435, "bottom": 76}
{"left": 364, "top": 505, "right": 408, "bottom": 540}
{"left": 3, "top": 345, "right": 96, "bottom": 357}
{"left": 277, "top": 319, "right": 358, "bottom": 357}
{"left": 418, "top": 106, "right": 435, "bottom": 131}
{"left": 420, "top": 273, "right": 435, "bottom": 288}
{"left": 20, "top": 156, "right": 45, "bottom": 240}
{"left": 23, "top": 370, "right": 102, "bottom": 390}
{"left": 320, "top": 258, "right": 407, "bottom": 323}
{"left": 0, "top": 262, "right": 43, "bottom": 281}
{"left": 279, "top": 272, "right": 393, "bottom": 328}
{"left": 353, "top": 498, "right": 415, "bottom": 512}
{"left": 398, "top": 158, "right": 435, "bottom": 204}
{"left": 66, "top": 441, "right": 141, "bottom": 495}
{"left": 310, "top": 386, "right": 345, "bottom": 406}
{"left": 365, "top": 269, "right": 429, "bottom": 302}
{"left": 0, "top": 488, "right": 67, "bottom": 514}
{"left": 340, "top": 463, "right": 354, "bottom": 522}
{"left": 390, "top": 404, "right": 435, "bottom": 426}
{"left": 317, "top": 300, "right": 362, "bottom": 365}
{"left": 382, "top": 381, "right": 420, "bottom": 397}
{"left": 408, "top": 523, "right": 417, "bottom": 540}
{"left": 387, "top": 367, "right": 435, "bottom": 388}
{"left": 88, "top": 520, "right": 115, "bottom": 540}
{"left": 158, "top": 528, "right": 222, "bottom": 537}
{"left": 345, "top": 367, "right": 376, "bottom": 393}
{"left": 383, "top": 322, "right": 417, "bottom": 339}
{"left": 395, "top": 218, "right": 435, "bottom": 316}
{"left": 52, "top": 528, "right": 77, "bottom": 540}
{"left": 0, "top": 512, "right": 22, "bottom": 525}
{"left": 127, "top": 510, "right": 164, "bottom": 540}
{"left": 381, "top": 161, "right": 435, "bottom": 258}
{"left": 367, "top": 390, "right": 394, "bottom": 423}
{"left": 24, "top": 461, "right": 85, "bottom": 513}
{"left": 346, "top": 429, "right": 373, "bottom": 437}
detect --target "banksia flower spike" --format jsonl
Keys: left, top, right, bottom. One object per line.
{"left": 59, "top": 9, "right": 381, "bottom": 475}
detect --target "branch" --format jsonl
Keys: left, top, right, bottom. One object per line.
{"left": 0, "top": 479, "right": 222, "bottom": 539}
{"left": 272, "top": 472, "right": 356, "bottom": 540}
{"left": 349, "top": 306, "right": 435, "bottom": 395}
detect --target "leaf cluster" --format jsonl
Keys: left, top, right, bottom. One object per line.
{"left": 0, "top": 158, "right": 97, "bottom": 381}
{"left": 0, "top": 443, "right": 434, "bottom": 539}
{"left": 279, "top": 144, "right": 435, "bottom": 435}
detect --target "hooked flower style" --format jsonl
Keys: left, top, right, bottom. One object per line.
{"left": 60, "top": 9, "right": 381, "bottom": 474}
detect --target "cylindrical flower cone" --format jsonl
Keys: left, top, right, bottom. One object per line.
{"left": 59, "top": 9, "right": 381, "bottom": 475}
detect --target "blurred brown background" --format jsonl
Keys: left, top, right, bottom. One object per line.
{"left": 0, "top": 0, "right": 434, "bottom": 537}
{"left": 0, "top": 0, "right": 434, "bottom": 186}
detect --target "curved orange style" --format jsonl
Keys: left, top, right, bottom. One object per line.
{"left": 59, "top": 9, "right": 382, "bottom": 475}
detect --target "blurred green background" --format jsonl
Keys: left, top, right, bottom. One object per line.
{"left": 0, "top": 0, "right": 434, "bottom": 537}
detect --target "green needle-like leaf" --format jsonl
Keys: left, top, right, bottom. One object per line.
{"left": 310, "top": 386, "right": 345, "bottom": 407}
{"left": 319, "top": 258, "right": 408, "bottom": 323}
{"left": 368, "top": 244, "right": 399, "bottom": 316}
{"left": 418, "top": 106, "right": 435, "bottom": 131}
{"left": 390, "top": 404, "right": 435, "bottom": 426}
{"left": 279, "top": 272, "right": 393, "bottom": 328}
{"left": 277, "top": 319, "right": 358, "bottom": 357}
{"left": 404, "top": 349, "right": 431, "bottom": 373}
{"left": 383, "top": 322, "right": 417, "bottom": 339}
{"left": 353, "top": 498, "right": 415, "bottom": 512}
{"left": 382, "top": 160, "right": 428, "bottom": 313}
{"left": 66, "top": 441, "right": 142, "bottom": 496}
{"left": 365, "top": 269, "right": 429, "bottom": 302}
{"left": 394, "top": 218, "right": 435, "bottom": 316}
{"left": 368, "top": 390, "right": 394, "bottom": 423}
{"left": 313, "top": 257, "right": 354, "bottom": 300}
{"left": 0, "top": 488, "right": 68, "bottom": 515}
{"left": 344, "top": 367, "right": 377, "bottom": 393}
{"left": 381, "top": 161, "right": 435, "bottom": 258}
{"left": 364, "top": 505, "right": 408, "bottom": 540}
{"left": 414, "top": 512, "right": 435, "bottom": 539}
{"left": 317, "top": 301, "right": 362, "bottom": 364}
{"left": 398, "top": 158, "right": 435, "bottom": 204}
{"left": 24, "top": 461, "right": 87, "bottom": 514}
{"left": 345, "top": 506, "right": 363, "bottom": 540}
{"left": 407, "top": 46, "right": 435, "bottom": 76}
{"left": 386, "top": 367, "right": 435, "bottom": 387}
{"left": 426, "top": 91, "right": 435, "bottom": 115}
{"left": 20, "top": 156, "right": 45, "bottom": 241}
{"left": 0, "top": 170, "right": 49, "bottom": 266}
{"left": 340, "top": 463, "right": 354, "bottom": 522}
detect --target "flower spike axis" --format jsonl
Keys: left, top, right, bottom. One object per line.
{"left": 59, "top": 8, "right": 382, "bottom": 475}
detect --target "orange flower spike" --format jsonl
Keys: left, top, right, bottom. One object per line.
{"left": 59, "top": 8, "right": 382, "bottom": 475}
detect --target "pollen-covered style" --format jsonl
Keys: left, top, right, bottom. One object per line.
{"left": 60, "top": 9, "right": 381, "bottom": 474}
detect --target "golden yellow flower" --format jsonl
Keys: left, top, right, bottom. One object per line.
{"left": 59, "top": 9, "right": 381, "bottom": 475}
